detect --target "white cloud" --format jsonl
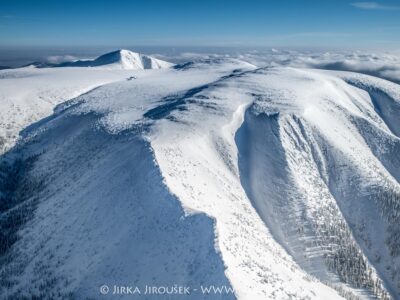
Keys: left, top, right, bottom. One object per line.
{"left": 351, "top": 2, "right": 400, "bottom": 10}
{"left": 45, "top": 55, "right": 79, "bottom": 64}
{"left": 161, "top": 49, "right": 400, "bottom": 83}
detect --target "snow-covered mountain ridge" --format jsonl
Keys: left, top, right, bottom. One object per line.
{"left": 28, "top": 49, "right": 174, "bottom": 70}
{"left": 0, "top": 54, "right": 399, "bottom": 299}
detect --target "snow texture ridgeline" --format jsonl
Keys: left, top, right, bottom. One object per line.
{"left": 0, "top": 55, "right": 399, "bottom": 300}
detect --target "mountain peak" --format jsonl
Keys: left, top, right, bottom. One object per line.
{"left": 76, "top": 49, "right": 173, "bottom": 70}
{"left": 27, "top": 49, "right": 174, "bottom": 70}
{"left": 94, "top": 49, "right": 168, "bottom": 69}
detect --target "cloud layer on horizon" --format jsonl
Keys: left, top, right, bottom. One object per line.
{"left": 153, "top": 49, "right": 400, "bottom": 84}
{"left": 12, "top": 48, "right": 400, "bottom": 84}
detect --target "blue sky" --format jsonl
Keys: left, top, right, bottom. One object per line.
{"left": 1, "top": 0, "right": 399, "bottom": 48}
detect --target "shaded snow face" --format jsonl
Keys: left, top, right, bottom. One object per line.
{"left": 0, "top": 112, "right": 233, "bottom": 300}
{"left": 1, "top": 56, "right": 400, "bottom": 300}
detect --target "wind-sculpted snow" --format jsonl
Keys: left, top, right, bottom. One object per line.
{"left": 232, "top": 68, "right": 400, "bottom": 299}
{"left": 332, "top": 71, "right": 400, "bottom": 138}
{"left": 0, "top": 57, "right": 400, "bottom": 299}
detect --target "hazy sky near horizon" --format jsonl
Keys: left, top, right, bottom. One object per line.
{"left": 1, "top": 0, "right": 399, "bottom": 48}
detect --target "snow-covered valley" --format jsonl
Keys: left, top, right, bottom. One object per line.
{"left": 0, "top": 50, "right": 399, "bottom": 299}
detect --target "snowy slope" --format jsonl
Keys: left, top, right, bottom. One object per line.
{"left": 0, "top": 57, "right": 399, "bottom": 299}
{"left": 0, "top": 65, "right": 171, "bottom": 153}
